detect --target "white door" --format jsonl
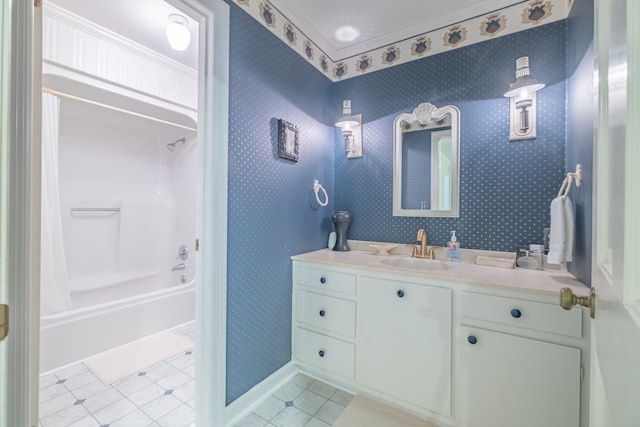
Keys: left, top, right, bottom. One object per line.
{"left": 589, "top": 0, "right": 640, "bottom": 425}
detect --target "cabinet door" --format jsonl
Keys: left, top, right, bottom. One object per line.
{"left": 459, "top": 326, "right": 581, "bottom": 427}
{"left": 358, "top": 277, "right": 452, "bottom": 416}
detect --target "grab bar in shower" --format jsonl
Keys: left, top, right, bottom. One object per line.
{"left": 70, "top": 208, "right": 121, "bottom": 212}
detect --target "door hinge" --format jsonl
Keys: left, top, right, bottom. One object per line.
{"left": 0, "top": 304, "right": 8, "bottom": 341}
{"left": 580, "top": 365, "right": 585, "bottom": 381}
{"left": 195, "top": 239, "right": 200, "bottom": 251}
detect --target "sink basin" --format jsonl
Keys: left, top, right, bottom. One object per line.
{"left": 380, "top": 257, "right": 452, "bottom": 271}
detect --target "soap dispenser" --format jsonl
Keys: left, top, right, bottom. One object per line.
{"left": 447, "top": 231, "right": 460, "bottom": 262}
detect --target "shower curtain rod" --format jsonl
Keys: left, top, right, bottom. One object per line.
{"left": 42, "top": 87, "right": 198, "bottom": 133}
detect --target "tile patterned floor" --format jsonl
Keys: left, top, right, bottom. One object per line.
{"left": 232, "top": 373, "right": 353, "bottom": 427}
{"left": 39, "top": 323, "right": 351, "bottom": 427}
{"left": 38, "top": 323, "right": 196, "bottom": 427}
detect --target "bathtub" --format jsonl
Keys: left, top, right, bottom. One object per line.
{"left": 40, "top": 278, "right": 195, "bottom": 373}
{"left": 40, "top": 71, "right": 199, "bottom": 373}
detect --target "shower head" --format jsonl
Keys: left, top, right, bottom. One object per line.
{"left": 166, "top": 137, "right": 187, "bottom": 152}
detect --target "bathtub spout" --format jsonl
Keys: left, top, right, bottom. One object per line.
{"left": 172, "top": 263, "right": 186, "bottom": 271}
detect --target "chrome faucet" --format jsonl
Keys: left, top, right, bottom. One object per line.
{"left": 172, "top": 263, "right": 186, "bottom": 271}
{"left": 412, "top": 228, "right": 435, "bottom": 260}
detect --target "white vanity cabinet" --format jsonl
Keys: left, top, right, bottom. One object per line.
{"left": 458, "top": 292, "right": 583, "bottom": 427}
{"left": 358, "top": 277, "right": 451, "bottom": 416}
{"left": 291, "top": 252, "right": 589, "bottom": 427}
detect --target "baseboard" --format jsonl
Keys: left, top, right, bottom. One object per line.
{"left": 225, "top": 362, "right": 298, "bottom": 426}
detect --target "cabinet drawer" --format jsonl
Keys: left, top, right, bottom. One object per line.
{"left": 461, "top": 292, "right": 582, "bottom": 338}
{"left": 295, "top": 328, "right": 355, "bottom": 380}
{"left": 296, "top": 291, "right": 356, "bottom": 337}
{"left": 294, "top": 265, "right": 356, "bottom": 295}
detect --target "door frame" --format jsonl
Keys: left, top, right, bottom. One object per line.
{"left": 168, "top": 0, "right": 230, "bottom": 425}
{"left": 4, "top": 0, "right": 42, "bottom": 425}
{"left": 4, "top": 0, "right": 230, "bottom": 425}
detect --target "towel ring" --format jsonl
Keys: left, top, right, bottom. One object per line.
{"left": 313, "top": 180, "right": 328, "bottom": 206}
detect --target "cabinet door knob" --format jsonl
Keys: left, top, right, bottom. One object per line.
{"left": 319, "top": 310, "right": 326, "bottom": 317}
{"left": 511, "top": 309, "right": 522, "bottom": 318}
{"left": 320, "top": 277, "right": 327, "bottom": 284}
{"left": 318, "top": 350, "right": 325, "bottom": 357}
{"left": 397, "top": 290, "right": 405, "bottom": 298}
{"left": 467, "top": 336, "right": 477, "bottom": 345}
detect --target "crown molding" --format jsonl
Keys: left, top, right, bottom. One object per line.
{"left": 233, "top": 0, "right": 569, "bottom": 82}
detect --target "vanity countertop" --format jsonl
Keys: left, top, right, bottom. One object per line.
{"left": 291, "top": 248, "right": 587, "bottom": 296}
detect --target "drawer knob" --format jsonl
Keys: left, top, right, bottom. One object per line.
{"left": 318, "top": 350, "right": 325, "bottom": 357}
{"left": 397, "top": 290, "right": 405, "bottom": 298}
{"left": 319, "top": 310, "right": 326, "bottom": 317}
{"left": 511, "top": 309, "right": 522, "bottom": 318}
{"left": 467, "top": 336, "right": 477, "bottom": 345}
{"left": 320, "top": 277, "right": 327, "bottom": 284}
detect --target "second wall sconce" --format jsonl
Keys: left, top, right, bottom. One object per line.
{"left": 335, "top": 100, "right": 362, "bottom": 158}
{"left": 504, "top": 56, "right": 545, "bottom": 140}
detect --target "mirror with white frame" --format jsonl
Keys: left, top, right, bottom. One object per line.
{"left": 392, "top": 102, "right": 460, "bottom": 217}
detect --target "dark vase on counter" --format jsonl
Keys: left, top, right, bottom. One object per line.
{"left": 331, "top": 211, "right": 353, "bottom": 251}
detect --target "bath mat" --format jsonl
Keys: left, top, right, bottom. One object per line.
{"left": 83, "top": 331, "right": 193, "bottom": 384}
{"left": 333, "top": 395, "right": 439, "bottom": 427}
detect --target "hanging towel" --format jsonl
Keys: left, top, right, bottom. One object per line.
{"left": 547, "top": 196, "right": 574, "bottom": 264}
{"left": 563, "top": 197, "right": 574, "bottom": 263}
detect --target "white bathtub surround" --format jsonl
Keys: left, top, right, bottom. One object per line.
{"left": 39, "top": 72, "right": 198, "bottom": 373}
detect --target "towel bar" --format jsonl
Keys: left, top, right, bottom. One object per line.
{"left": 70, "top": 208, "right": 120, "bottom": 212}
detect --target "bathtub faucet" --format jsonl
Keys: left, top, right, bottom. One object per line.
{"left": 172, "top": 263, "right": 186, "bottom": 271}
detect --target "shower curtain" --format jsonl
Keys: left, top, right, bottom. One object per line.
{"left": 41, "top": 92, "right": 72, "bottom": 315}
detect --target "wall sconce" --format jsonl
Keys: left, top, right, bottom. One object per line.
{"left": 166, "top": 14, "right": 191, "bottom": 51}
{"left": 335, "top": 100, "right": 362, "bottom": 158}
{"left": 504, "top": 56, "right": 545, "bottom": 140}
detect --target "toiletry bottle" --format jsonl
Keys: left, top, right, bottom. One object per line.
{"left": 447, "top": 231, "right": 460, "bottom": 261}
{"left": 529, "top": 244, "right": 545, "bottom": 270}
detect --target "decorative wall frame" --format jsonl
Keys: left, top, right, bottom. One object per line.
{"left": 278, "top": 119, "right": 299, "bottom": 162}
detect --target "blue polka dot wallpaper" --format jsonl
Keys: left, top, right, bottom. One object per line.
{"left": 333, "top": 21, "right": 568, "bottom": 252}
{"left": 226, "top": 1, "right": 334, "bottom": 404}
{"left": 224, "top": 0, "right": 592, "bottom": 406}
{"left": 566, "top": 0, "right": 594, "bottom": 286}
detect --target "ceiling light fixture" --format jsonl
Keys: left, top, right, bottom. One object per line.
{"left": 334, "top": 26, "right": 360, "bottom": 42}
{"left": 166, "top": 13, "right": 191, "bottom": 51}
